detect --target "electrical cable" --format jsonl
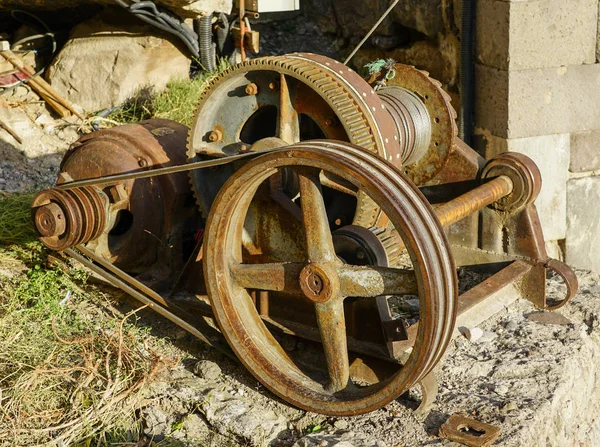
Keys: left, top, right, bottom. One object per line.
{"left": 114, "top": 0, "right": 200, "bottom": 59}
{"left": 1, "top": 10, "right": 57, "bottom": 96}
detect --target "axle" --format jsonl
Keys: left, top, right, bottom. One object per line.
{"left": 435, "top": 175, "right": 513, "bottom": 228}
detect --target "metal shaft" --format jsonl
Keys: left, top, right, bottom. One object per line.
{"left": 436, "top": 175, "right": 513, "bottom": 228}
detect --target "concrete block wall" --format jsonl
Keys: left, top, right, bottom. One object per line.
{"left": 475, "top": 0, "right": 600, "bottom": 271}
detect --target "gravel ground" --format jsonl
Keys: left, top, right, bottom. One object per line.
{"left": 107, "top": 269, "right": 599, "bottom": 447}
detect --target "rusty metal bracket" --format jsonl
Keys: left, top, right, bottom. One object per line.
{"left": 382, "top": 318, "right": 409, "bottom": 341}
{"left": 439, "top": 414, "right": 501, "bottom": 447}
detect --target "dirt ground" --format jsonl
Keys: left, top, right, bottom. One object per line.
{"left": 97, "top": 269, "right": 598, "bottom": 447}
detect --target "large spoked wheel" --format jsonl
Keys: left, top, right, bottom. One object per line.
{"left": 203, "top": 141, "right": 457, "bottom": 415}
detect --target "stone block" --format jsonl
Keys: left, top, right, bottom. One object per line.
{"left": 476, "top": 0, "right": 510, "bottom": 68}
{"left": 481, "top": 133, "right": 569, "bottom": 241}
{"left": 570, "top": 130, "right": 600, "bottom": 173}
{"left": 47, "top": 9, "right": 191, "bottom": 113}
{"left": 475, "top": 64, "right": 509, "bottom": 138}
{"left": 476, "top": 63, "right": 600, "bottom": 139}
{"left": 566, "top": 176, "right": 600, "bottom": 271}
{"left": 477, "top": 0, "right": 597, "bottom": 70}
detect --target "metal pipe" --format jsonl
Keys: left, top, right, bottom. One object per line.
{"left": 239, "top": 0, "right": 246, "bottom": 61}
{"left": 436, "top": 175, "right": 513, "bottom": 228}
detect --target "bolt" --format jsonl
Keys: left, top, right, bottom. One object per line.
{"left": 245, "top": 83, "right": 259, "bottom": 95}
{"left": 138, "top": 158, "right": 148, "bottom": 168}
{"left": 325, "top": 117, "right": 338, "bottom": 127}
{"left": 268, "top": 81, "right": 279, "bottom": 91}
{"left": 208, "top": 129, "right": 223, "bottom": 142}
{"left": 356, "top": 250, "right": 366, "bottom": 260}
{"left": 307, "top": 273, "right": 324, "bottom": 295}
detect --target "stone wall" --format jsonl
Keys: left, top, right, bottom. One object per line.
{"left": 304, "top": 0, "right": 462, "bottom": 101}
{"left": 475, "top": 0, "right": 600, "bottom": 270}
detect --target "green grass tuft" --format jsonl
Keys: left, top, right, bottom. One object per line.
{"left": 108, "top": 61, "right": 230, "bottom": 127}
{"left": 0, "top": 194, "right": 177, "bottom": 446}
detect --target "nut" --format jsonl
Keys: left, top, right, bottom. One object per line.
{"left": 208, "top": 129, "right": 223, "bottom": 142}
{"left": 245, "top": 83, "right": 259, "bottom": 95}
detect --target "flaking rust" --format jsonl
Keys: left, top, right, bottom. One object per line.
{"left": 30, "top": 52, "right": 578, "bottom": 417}
{"left": 439, "top": 414, "right": 501, "bottom": 447}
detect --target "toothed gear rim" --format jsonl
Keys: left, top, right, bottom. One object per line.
{"left": 187, "top": 53, "right": 400, "bottom": 227}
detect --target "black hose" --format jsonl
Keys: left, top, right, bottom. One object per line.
{"left": 459, "top": 0, "right": 475, "bottom": 146}
{"left": 114, "top": 0, "right": 200, "bottom": 59}
{"left": 195, "top": 15, "right": 215, "bottom": 71}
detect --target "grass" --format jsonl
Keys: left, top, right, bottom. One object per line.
{"left": 0, "top": 64, "right": 231, "bottom": 445}
{"left": 0, "top": 193, "right": 178, "bottom": 446}
{"left": 107, "top": 59, "right": 230, "bottom": 127}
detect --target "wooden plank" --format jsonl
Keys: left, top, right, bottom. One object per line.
{"left": 0, "top": 50, "right": 84, "bottom": 119}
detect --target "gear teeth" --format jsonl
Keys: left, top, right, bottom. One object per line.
{"left": 187, "top": 55, "right": 390, "bottom": 227}
{"left": 369, "top": 226, "right": 406, "bottom": 268}
{"left": 416, "top": 68, "right": 459, "bottom": 139}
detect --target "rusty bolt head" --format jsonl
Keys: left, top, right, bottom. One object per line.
{"left": 268, "top": 81, "right": 279, "bottom": 91}
{"left": 208, "top": 129, "right": 223, "bottom": 142}
{"left": 35, "top": 202, "right": 66, "bottom": 237}
{"left": 138, "top": 158, "right": 148, "bottom": 168}
{"left": 245, "top": 83, "right": 259, "bottom": 95}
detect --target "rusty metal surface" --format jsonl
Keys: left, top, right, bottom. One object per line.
{"left": 202, "top": 141, "right": 457, "bottom": 415}
{"left": 32, "top": 186, "right": 107, "bottom": 251}
{"left": 439, "top": 414, "right": 501, "bottom": 447}
{"left": 30, "top": 55, "right": 580, "bottom": 419}
{"left": 381, "top": 64, "right": 458, "bottom": 186}
{"left": 187, "top": 52, "right": 399, "bottom": 228}
{"left": 435, "top": 175, "right": 513, "bottom": 228}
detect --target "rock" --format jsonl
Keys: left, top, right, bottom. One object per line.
{"left": 46, "top": 8, "right": 191, "bottom": 113}
{"left": 494, "top": 384, "right": 509, "bottom": 396}
{"left": 504, "top": 320, "right": 519, "bottom": 331}
{"left": 192, "top": 359, "right": 221, "bottom": 381}
{"left": 526, "top": 312, "right": 572, "bottom": 326}
{"left": 181, "top": 413, "right": 211, "bottom": 440}
{"left": 1, "top": 0, "right": 231, "bottom": 18}
{"left": 477, "top": 330, "right": 498, "bottom": 344}
{"left": 202, "top": 392, "right": 287, "bottom": 445}
{"left": 461, "top": 327, "right": 484, "bottom": 342}
{"left": 141, "top": 405, "right": 171, "bottom": 442}
{"left": 501, "top": 401, "right": 519, "bottom": 413}
{"left": 294, "top": 430, "right": 387, "bottom": 447}
{"left": 334, "top": 419, "right": 349, "bottom": 430}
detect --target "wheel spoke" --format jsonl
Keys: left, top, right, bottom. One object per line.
{"left": 297, "top": 168, "right": 337, "bottom": 263}
{"left": 338, "top": 265, "right": 418, "bottom": 298}
{"left": 315, "top": 299, "right": 350, "bottom": 392}
{"left": 231, "top": 262, "right": 304, "bottom": 293}
{"left": 277, "top": 73, "right": 300, "bottom": 144}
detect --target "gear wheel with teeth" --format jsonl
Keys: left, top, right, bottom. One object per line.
{"left": 186, "top": 54, "right": 458, "bottom": 259}
{"left": 186, "top": 53, "right": 400, "bottom": 226}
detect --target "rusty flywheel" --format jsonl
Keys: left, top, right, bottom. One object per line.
{"left": 203, "top": 140, "right": 458, "bottom": 415}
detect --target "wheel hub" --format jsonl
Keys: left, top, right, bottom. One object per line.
{"left": 299, "top": 263, "right": 339, "bottom": 302}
